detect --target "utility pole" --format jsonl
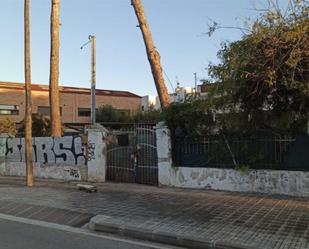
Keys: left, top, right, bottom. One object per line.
{"left": 81, "top": 35, "right": 96, "bottom": 125}
{"left": 24, "top": 0, "right": 33, "bottom": 187}
{"left": 194, "top": 72, "right": 197, "bottom": 98}
{"left": 91, "top": 35, "right": 96, "bottom": 125}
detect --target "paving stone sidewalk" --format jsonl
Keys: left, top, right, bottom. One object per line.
{"left": 0, "top": 177, "right": 308, "bottom": 249}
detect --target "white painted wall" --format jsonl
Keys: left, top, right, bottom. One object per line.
{"left": 141, "top": 96, "right": 157, "bottom": 112}
{"left": 156, "top": 124, "right": 309, "bottom": 197}
{"left": 0, "top": 135, "right": 88, "bottom": 181}
{"left": 155, "top": 122, "right": 173, "bottom": 186}
{"left": 86, "top": 125, "right": 108, "bottom": 182}
{"left": 0, "top": 137, "right": 6, "bottom": 176}
{"left": 0, "top": 128, "right": 107, "bottom": 182}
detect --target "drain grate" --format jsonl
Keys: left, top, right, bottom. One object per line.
{"left": 0, "top": 200, "right": 93, "bottom": 227}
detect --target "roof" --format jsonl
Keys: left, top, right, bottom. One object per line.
{"left": 0, "top": 81, "right": 141, "bottom": 98}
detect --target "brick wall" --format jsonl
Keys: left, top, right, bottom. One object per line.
{"left": 0, "top": 84, "right": 141, "bottom": 124}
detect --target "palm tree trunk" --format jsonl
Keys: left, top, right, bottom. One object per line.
{"left": 49, "top": 0, "right": 61, "bottom": 137}
{"left": 24, "top": 0, "right": 33, "bottom": 186}
{"left": 131, "top": 0, "right": 170, "bottom": 108}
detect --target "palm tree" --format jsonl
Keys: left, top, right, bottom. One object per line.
{"left": 131, "top": 0, "right": 170, "bottom": 108}
{"left": 49, "top": 0, "right": 61, "bottom": 136}
{"left": 24, "top": 0, "right": 33, "bottom": 186}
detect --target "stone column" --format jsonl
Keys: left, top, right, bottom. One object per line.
{"left": 155, "top": 122, "right": 174, "bottom": 186}
{"left": 86, "top": 125, "right": 108, "bottom": 182}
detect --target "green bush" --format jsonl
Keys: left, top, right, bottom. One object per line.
{"left": 96, "top": 105, "right": 163, "bottom": 124}
{"left": 96, "top": 105, "right": 131, "bottom": 123}
{"left": 131, "top": 109, "right": 161, "bottom": 123}
{"left": 208, "top": 1, "right": 309, "bottom": 133}
{"left": 19, "top": 113, "right": 64, "bottom": 137}
{"left": 161, "top": 100, "right": 216, "bottom": 137}
{"left": 31, "top": 113, "right": 51, "bottom": 137}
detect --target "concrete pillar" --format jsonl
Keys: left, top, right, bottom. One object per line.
{"left": 155, "top": 122, "right": 174, "bottom": 186}
{"left": 86, "top": 125, "right": 108, "bottom": 182}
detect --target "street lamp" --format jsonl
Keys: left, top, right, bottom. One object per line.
{"left": 81, "top": 35, "right": 96, "bottom": 125}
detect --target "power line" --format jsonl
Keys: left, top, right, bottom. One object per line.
{"left": 163, "top": 69, "right": 175, "bottom": 93}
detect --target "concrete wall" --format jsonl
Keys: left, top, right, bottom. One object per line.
{"left": 0, "top": 135, "right": 87, "bottom": 181}
{"left": 0, "top": 128, "right": 107, "bottom": 182}
{"left": 86, "top": 126, "right": 108, "bottom": 182}
{"left": 156, "top": 124, "right": 309, "bottom": 197}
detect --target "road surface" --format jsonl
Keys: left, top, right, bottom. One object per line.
{"left": 0, "top": 214, "right": 181, "bottom": 249}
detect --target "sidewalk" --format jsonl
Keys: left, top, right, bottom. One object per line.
{"left": 0, "top": 177, "right": 308, "bottom": 249}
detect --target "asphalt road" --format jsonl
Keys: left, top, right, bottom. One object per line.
{"left": 0, "top": 215, "right": 180, "bottom": 249}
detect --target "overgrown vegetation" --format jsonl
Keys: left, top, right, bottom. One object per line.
{"left": 96, "top": 105, "right": 161, "bottom": 124}
{"left": 131, "top": 109, "right": 161, "bottom": 123}
{"left": 31, "top": 113, "right": 51, "bottom": 137}
{"left": 19, "top": 113, "right": 63, "bottom": 137}
{"left": 0, "top": 118, "right": 18, "bottom": 136}
{"left": 167, "top": 1, "right": 308, "bottom": 170}
{"left": 164, "top": 0, "right": 309, "bottom": 137}
{"left": 96, "top": 105, "right": 130, "bottom": 123}
{"left": 161, "top": 101, "right": 215, "bottom": 136}
{"left": 207, "top": 0, "right": 308, "bottom": 134}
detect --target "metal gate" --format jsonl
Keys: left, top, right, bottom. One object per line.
{"left": 106, "top": 124, "right": 158, "bottom": 185}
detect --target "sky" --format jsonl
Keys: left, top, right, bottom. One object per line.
{"left": 0, "top": 0, "right": 290, "bottom": 96}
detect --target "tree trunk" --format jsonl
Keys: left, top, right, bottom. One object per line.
{"left": 24, "top": 0, "right": 33, "bottom": 186}
{"left": 131, "top": 0, "right": 170, "bottom": 108}
{"left": 49, "top": 0, "right": 61, "bottom": 137}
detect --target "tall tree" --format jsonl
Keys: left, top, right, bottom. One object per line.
{"left": 131, "top": 0, "right": 170, "bottom": 108}
{"left": 24, "top": 0, "right": 33, "bottom": 186}
{"left": 49, "top": 0, "right": 61, "bottom": 137}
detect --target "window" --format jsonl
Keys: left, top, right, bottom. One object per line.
{"left": 38, "top": 106, "right": 62, "bottom": 116}
{"left": 78, "top": 108, "right": 91, "bottom": 117}
{"left": 0, "top": 105, "right": 19, "bottom": 115}
{"left": 78, "top": 108, "right": 99, "bottom": 117}
{"left": 38, "top": 106, "right": 50, "bottom": 116}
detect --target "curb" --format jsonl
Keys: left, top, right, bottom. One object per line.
{"left": 89, "top": 215, "right": 256, "bottom": 249}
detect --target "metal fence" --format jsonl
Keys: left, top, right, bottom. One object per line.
{"left": 105, "top": 123, "right": 158, "bottom": 185}
{"left": 172, "top": 134, "right": 309, "bottom": 171}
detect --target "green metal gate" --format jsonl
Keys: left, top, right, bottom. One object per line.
{"left": 106, "top": 124, "right": 158, "bottom": 185}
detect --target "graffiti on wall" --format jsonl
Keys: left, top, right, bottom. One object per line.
{"left": 0, "top": 139, "right": 5, "bottom": 156}
{"left": 5, "top": 136, "right": 87, "bottom": 165}
{"left": 64, "top": 168, "right": 80, "bottom": 178}
{"left": 85, "top": 141, "right": 96, "bottom": 161}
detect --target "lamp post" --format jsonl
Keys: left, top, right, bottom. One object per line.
{"left": 81, "top": 35, "right": 96, "bottom": 125}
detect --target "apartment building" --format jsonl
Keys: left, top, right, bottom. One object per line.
{"left": 141, "top": 83, "right": 196, "bottom": 111}
{"left": 0, "top": 81, "right": 141, "bottom": 125}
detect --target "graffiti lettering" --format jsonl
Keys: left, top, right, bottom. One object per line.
{"left": 5, "top": 136, "right": 87, "bottom": 165}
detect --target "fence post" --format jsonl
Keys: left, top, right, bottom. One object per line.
{"left": 86, "top": 125, "right": 108, "bottom": 182}
{"left": 155, "top": 122, "right": 174, "bottom": 186}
